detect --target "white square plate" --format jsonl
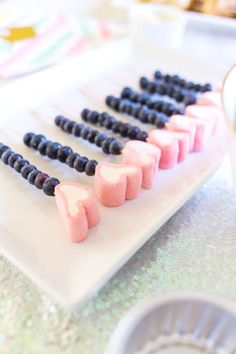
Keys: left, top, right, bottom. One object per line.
{"left": 0, "top": 39, "right": 227, "bottom": 307}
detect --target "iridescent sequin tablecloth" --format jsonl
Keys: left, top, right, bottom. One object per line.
{"left": 0, "top": 159, "right": 236, "bottom": 354}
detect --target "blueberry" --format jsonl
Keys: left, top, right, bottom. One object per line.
{"left": 85, "top": 160, "right": 98, "bottom": 176}
{"left": 201, "top": 83, "right": 212, "bottom": 92}
{"left": 54, "top": 115, "right": 65, "bottom": 127}
{"left": 102, "top": 137, "right": 115, "bottom": 154}
{"left": 28, "top": 169, "right": 41, "bottom": 185}
{"left": 2, "top": 149, "right": 13, "bottom": 164}
{"left": 185, "top": 81, "right": 194, "bottom": 90}
{"left": 63, "top": 120, "right": 76, "bottom": 134}
{"left": 171, "top": 75, "right": 180, "bottom": 85}
{"left": 105, "top": 95, "right": 113, "bottom": 106}
{"left": 156, "top": 84, "right": 166, "bottom": 95}
{"left": 21, "top": 164, "right": 36, "bottom": 179}
{"left": 154, "top": 70, "right": 162, "bottom": 80}
{"left": 74, "top": 155, "right": 89, "bottom": 172}
{"left": 147, "top": 112, "right": 157, "bottom": 125}
{"left": 23, "top": 132, "right": 35, "bottom": 147}
{"left": 81, "top": 108, "right": 90, "bottom": 122}
{"left": 165, "top": 85, "right": 174, "bottom": 96}
{"left": 121, "top": 87, "right": 132, "bottom": 99}
{"left": 147, "top": 82, "right": 156, "bottom": 94}
{"left": 119, "top": 123, "right": 131, "bottom": 137}
{"left": 94, "top": 133, "right": 107, "bottom": 147}
{"left": 87, "top": 130, "right": 99, "bottom": 143}
{"left": 106, "top": 96, "right": 119, "bottom": 110}
{"left": 139, "top": 92, "right": 149, "bottom": 104}
{"left": 14, "top": 159, "right": 29, "bottom": 173}
{"left": 130, "top": 92, "right": 138, "bottom": 102}
{"left": 87, "top": 110, "right": 99, "bottom": 124}
{"left": 112, "top": 121, "right": 123, "bottom": 133}
{"left": 42, "top": 177, "right": 60, "bottom": 196}
{"left": 194, "top": 83, "right": 201, "bottom": 92}
{"left": 34, "top": 173, "right": 49, "bottom": 189}
{"left": 118, "top": 99, "right": 128, "bottom": 113}
{"left": 136, "top": 131, "right": 148, "bottom": 141}
{"left": 179, "top": 78, "right": 186, "bottom": 87}
{"left": 184, "top": 92, "right": 197, "bottom": 106}
{"left": 38, "top": 140, "right": 51, "bottom": 156}
{"left": 164, "top": 74, "right": 171, "bottom": 83}
{"left": 66, "top": 152, "right": 80, "bottom": 168}
{"left": 80, "top": 126, "right": 92, "bottom": 140}
{"left": 46, "top": 142, "right": 62, "bottom": 159}
{"left": 72, "top": 123, "right": 84, "bottom": 137}
{"left": 109, "top": 141, "right": 123, "bottom": 155}
{"left": 138, "top": 108, "right": 148, "bottom": 123}
{"left": 60, "top": 118, "right": 69, "bottom": 130}
{"left": 104, "top": 116, "right": 116, "bottom": 129}
{"left": 8, "top": 153, "right": 23, "bottom": 168}
{"left": 30, "top": 134, "right": 46, "bottom": 149}
{"left": 98, "top": 112, "right": 109, "bottom": 125}
{"left": 57, "top": 146, "right": 73, "bottom": 163}
{"left": 155, "top": 113, "right": 169, "bottom": 128}
{"left": 127, "top": 126, "right": 140, "bottom": 140}
{"left": 140, "top": 77, "right": 149, "bottom": 90}
{"left": 123, "top": 102, "right": 132, "bottom": 115}
{"left": 153, "top": 101, "right": 164, "bottom": 111}
{"left": 162, "top": 103, "right": 173, "bottom": 116}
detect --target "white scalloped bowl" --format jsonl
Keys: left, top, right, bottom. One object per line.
{"left": 106, "top": 292, "right": 236, "bottom": 354}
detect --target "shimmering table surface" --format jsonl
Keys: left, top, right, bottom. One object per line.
{"left": 1, "top": 160, "right": 236, "bottom": 354}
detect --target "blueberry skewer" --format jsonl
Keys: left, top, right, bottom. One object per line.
{"left": 0, "top": 142, "right": 60, "bottom": 196}
{"left": 105, "top": 95, "right": 169, "bottom": 128}
{"left": 153, "top": 70, "right": 212, "bottom": 93}
{"left": 120, "top": 87, "right": 184, "bottom": 116}
{"left": 81, "top": 108, "right": 148, "bottom": 142}
{"left": 54, "top": 115, "right": 123, "bottom": 155}
{"left": 23, "top": 132, "right": 98, "bottom": 176}
{"left": 140, "top": 77, "right": 198, "bottom": 106}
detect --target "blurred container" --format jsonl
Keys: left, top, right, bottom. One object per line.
{"left": 129, "top": 3, "right": 187, "bottom": 51}
{"left": 106, "top": 291, "right": 236, "bottom": 354}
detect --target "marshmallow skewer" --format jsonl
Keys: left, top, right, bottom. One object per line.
{"left": 23, "top": 132, "right": 98, "bottom": 176}
{"left": 0, "top": 142, "right": 100, "bottom": 242}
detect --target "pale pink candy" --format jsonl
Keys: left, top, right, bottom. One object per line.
{"left": 197, "top": 91, "right": 222, "bottom": 108}
{"left": 167, "top": 114, "right": 211, "bottom": 152}
{"left": 185, "top": 105, "right": 222, "bottom": 135}
{"left": 147, "top": 130, "right": 178, "bottom": 168}
{"left": 122, "top": 140, "right": 161, "bottom": 189}
{"left": 167, "top": 115, "right": 196, "bottom": 152}
{"left": 55, "top": 182, "right": 100, "bottom": 243}
{"left": 94, "top": 162, "right": 142, "bottom": 207}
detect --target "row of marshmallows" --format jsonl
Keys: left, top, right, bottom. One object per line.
{"left": 55, "top": 89, "right": 223, "bottom": 243}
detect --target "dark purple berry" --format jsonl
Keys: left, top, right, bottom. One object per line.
{"left": 154, "top": 70, "right": 162, "bottom": 80}
{"left": 94, "top": 133, "right": 107, "bottom": 147}
{"left": 112, "top": 121, "right": 123, "bottom": 133}
{"left": 136, "top": 131, "right": 148, "bottom": 141}
{"left": 54, "top": 115, "right": 65, "bottom": 127}
{"left": 87, "top": 130, "right": 99, "bottom": 143}
{"left": 2, "top": 149, "right": 13, "bottom": 164}
{"left": 104, "top": 116, "right": 116, "bottom": 129}
{"left": 121, "top": 87, "right": 132, "bottom": 99}
{"left": 0, "top": 145, "right": 9, "bottom": 157}
{"left": 102, "top": 137, "right": 115, "bottom": 154}
{"left": 74, "top": 155, "right": 88, "bottom": 172}
{"left": 184, "top": 92, "right": 197, "bottom": 106}
{"left": 81, "top": 109, "right": 90, "bottom": 122}
{"left": 30, "top": 134, "right": 46, "bottom": 149}
{"left": 80, "top": 126, "right": 92, "bottom": 139}
{"left": 42, "top": 177, "right": 60, "bottom": 196}
{"left": 201, "top": 83, "right": 212, "bottom": 92}
{"left": 8, "top": 153, "right": 23, "bottom": 168}
{"left": 98, "top": 112, "right": 109, "bottom": 125}
{"left": 23, "top": 132, "right": 35, "bottom": 147}
{"left": 66, "top": 152, "right": 79, "bottom": 168}
{"left": 63, "top": 120, "right": 76, "bottom": 134}
{"left": 87, "top": 110, "right": 99, "bottom": 124}
{"left": 109, "top": 141, "right": 123, "bottom": 155}
{"left": 14, "top": 159, "right": 29, "bottom": 172}
{"left": 155, "top": 113, "right": 169, "bottom": 128}
{"left": 127, "top": 126, "right": 140, "bottom": 140}
{"left": 147, "top": 112, "right": 157, "bottom": 125}
{"left": 21, "top": 164, "right": 36, "bottom": 179}
{"left": 140, "top": 77, "right": 149, "bottom": 90}
{"left": 85, "top": 160, "right": 98, "bottom": 176}
{"left": 28, "top": 169, "right": 41, "bottom": 185}
{"left": 138, "top": 108, "right": 148, "bottom": 123}
{"left": 34, "top": 173, "right": 49, "bottom": 189}
{"left": 57, "top": 146, "right": 73, "bottom": 163}
{"left": 72, "top": 123, "right": 84, "bottom": 137}
{"left": 46, "top": 142, "right": 62, "bottom": 159}
{"left": 38, "top": 140, "right": 51, "bottom": 156}
{"left": 119, "top": 123, "right": 131, "bottom": 137}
